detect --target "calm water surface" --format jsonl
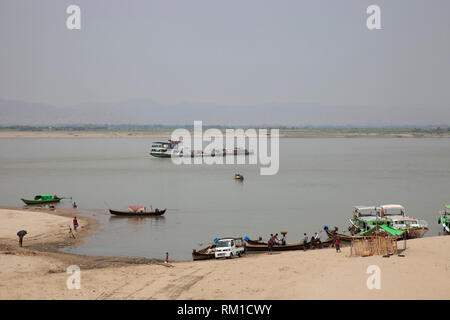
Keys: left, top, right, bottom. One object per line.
{"left": 0, "top": 138, "right": 449, "bottom": 260}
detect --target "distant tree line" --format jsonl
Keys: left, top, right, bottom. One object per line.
{"left": 0, "top": 124, "right": 449, "bottom": 133}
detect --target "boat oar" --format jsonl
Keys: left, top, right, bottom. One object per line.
{"left": 59, "top": 197, "right": 72, "bottom": 200}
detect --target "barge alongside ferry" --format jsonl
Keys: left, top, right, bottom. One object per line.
{"left": 150, "top": 140, "right": 253, "bottom": 158}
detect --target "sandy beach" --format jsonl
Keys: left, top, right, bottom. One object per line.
{"left": 0, "top": 208, "right": 449, "bottom": 300}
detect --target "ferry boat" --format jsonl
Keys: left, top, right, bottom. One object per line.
{"left": 438, "top": 205, "right": 450, "bottom": 235}
{"left": 150, "top": 140, "right": 253, "bottom": 158}
{"left": 348, "top": 206, "right": 381, "bottom": 233}
{"left": 150, "top": 140, "right": 181, "bottom": 158}
{"left": 349, "top": 204, "right": 428, "bottom": 239}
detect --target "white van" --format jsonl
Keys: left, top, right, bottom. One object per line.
{"left": 214, "top": 237, "right": 245, "bottom": 259}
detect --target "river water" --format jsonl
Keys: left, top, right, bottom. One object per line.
{"left": 0, "top": 137, "right": 448, "bottom": 260}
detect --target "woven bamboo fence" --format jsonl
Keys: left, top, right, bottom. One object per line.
{"left": 350, "top": 236, "right": 398, "bottom": 257}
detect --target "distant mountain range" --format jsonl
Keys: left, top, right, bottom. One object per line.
{"left": 0, "top": 99, "right": 449, "bottom": 127}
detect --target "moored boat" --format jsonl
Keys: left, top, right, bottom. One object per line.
{"left": 348, "top": 205, "right": 428, "bottom": 239}
{"left": 21, "top": 194, "right": 66, "bottom": 205}
{"left": 245, "top": 238, "right": 333, "bottom": 252}
{"left": 438, "top": 205, "right": 450, "bottom": 235}
{"left": 325, "top": 227, "right": 357, "bottom": 242}
{"left": 245, "top": 238, "right": 266, "bottom": 245}
{"left": 348, "top": 206, "right": 381, "bottom": 234}
{"left": 379, "top": 204, "right": 428, "bottom": 239}
{"left": 192, "top": 245, "right": 216, "bottom": 261}
{"left": 109, "top": 206, "right": 166, "bottom": 216}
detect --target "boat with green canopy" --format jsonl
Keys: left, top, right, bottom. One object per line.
{"left": 355, "top": 224, "right": 405, "bottom": 238}
{"left": 348, "top": 205, "right": 428, "bottom": 239}
{"left": 21, "top": 194, "right": 69, "bottom": 205}
{"left": 438, "top": 205, "right": 450, "bottom": 235}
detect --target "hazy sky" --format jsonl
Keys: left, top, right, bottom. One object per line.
{"left": 1, "top": 1, "right": 450, "bottom": 113}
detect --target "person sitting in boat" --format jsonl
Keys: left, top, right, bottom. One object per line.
{"left": 310, "top": 232, "right": 321, "bottom": 248}
{"left": 53, "top": 194, "right": 58, "bottom": 199}
{"left": 314, "top": 232, "right": 321, "bottom": 244}
{"left": 281, "top": 234, "right": 287, "bottom": 246}
{"left": 310, "top": 235, "right": 316, "bottom": 248}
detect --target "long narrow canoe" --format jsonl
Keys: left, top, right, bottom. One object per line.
{"left": 109, "top": 209, "right": 166, "bottom": 216}
{"left": 246, "top": 238, "right": 333, "bottom": 252}
{"left": 192, "top": 245, "right": 216, "bottom": 261}
{"left": 21, "top": 198, "right": 62, "bottom": 205}
{"left": 246, "top": 239, "right": 266, "bottom": 245}
{"left": 325, "top": 228, "right": 363, "bottom": 242}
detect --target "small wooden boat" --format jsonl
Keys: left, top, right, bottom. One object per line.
{"left": 246, "top": 242, "right": 304, "bottom": 252}
{"left": 109, "top": 206, "right": 166, "bottom": 216}
{"left": 246, "top": 239, "right": 266, "bottom": 245}
{"left": 192, "top": 245, "right": 216, "bottom": 261}
{"left": 21, "top": 194, "right": 68, "bottom": 205}
{"left": 325, "top": 227, "right": 358, "bottom": 242}
{"left": 245, "top": 238, "right": 333, "bottom": 252}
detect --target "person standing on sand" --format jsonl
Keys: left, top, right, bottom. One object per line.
{"left": 334, "top": 236, "right": 341, "bottom": 253}
{"left": 267, "top": 234, "right": 274, "bottom": 254}
{"left": 73, "top": 216, "right": 78, "bottom": 231}
{"left": 303, "top": 233, "right": 308, "bottom": 250}
{"left": 17, "top": 230, "right": 27, "bottom": 247}
{"left": 68, "top": 227, "right": 76, "bottom": 239}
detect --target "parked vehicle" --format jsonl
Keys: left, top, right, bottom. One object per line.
{"left": 214, "top": 237, "right": 245, "bottom": 259}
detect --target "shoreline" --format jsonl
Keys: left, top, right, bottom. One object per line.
{"left": 1, "top": 130, "right": 450, "bottom": 139}
{"left": 1, "top": 207, "right": 449, "bottom": 299}
{"left": 0, "top": 207, "right": 165, "bottom": 271}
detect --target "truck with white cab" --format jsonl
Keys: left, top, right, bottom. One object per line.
{"left": 214, "top": 237, "right": 246, "bottom": 259}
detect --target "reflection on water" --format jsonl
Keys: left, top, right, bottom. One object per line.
{"left": 0, "top": 138, "right": 449, "bottom": 260}
{"left": 109, "top": 215, "right": 166, "bottom": 228}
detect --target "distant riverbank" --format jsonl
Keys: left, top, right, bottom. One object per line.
{"left": 1, "top": 128, "right": 449, "bottom": 139}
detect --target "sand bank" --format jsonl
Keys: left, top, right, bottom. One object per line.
{"left": 0, "top": 208, "right": 88, "bottom": 246}
{"left": 0, "top": 208, "right": 449, "bottom": 300}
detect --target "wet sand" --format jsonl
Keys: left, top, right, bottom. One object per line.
{"left": 0, "top": 208, "right": 449, "bottom": 300}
